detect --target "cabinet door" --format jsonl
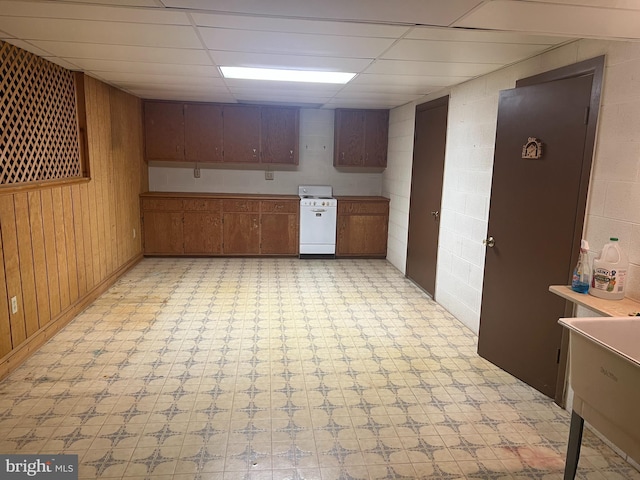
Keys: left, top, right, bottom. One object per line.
{"left": 261, "top": 213, "right": 298, "bottom": 255}
{"left": 337, "top": 215, "right": 388, "bottom": 256}
{"left": 183, "top": 212, "right": 222, "bottom": 254}
{"left": 223, "top": 213, "right": 260, "bottom": 254}
{"left": 334, "top": 109, "right": 364, "bottom": 166}
{"left": 142, "top": 211, "right": 183, "bottom": 254}
{"left": 184, "top": 104, "right": 223, "bottom": 163}
{"left": 144, "top": 102, "right": 185, "bottom": 161}
{"left": 363, "top": 110, "right": 389, "bottom": 167}
{"left": 261, "top": 107, "right": 299, "bottom": 165}
{"left": 223, "top": 105, "right": 261, "bottom": 163}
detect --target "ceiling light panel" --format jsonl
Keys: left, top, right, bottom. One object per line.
{"left": 220, "top": 67, "right": 355, "bottom": 84}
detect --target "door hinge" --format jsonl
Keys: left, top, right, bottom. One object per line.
{"left": 557, "top": 348, "right": 561, "bottom": 364}
{"left": 584, "top": 106, "right": 590, "bottom": 125}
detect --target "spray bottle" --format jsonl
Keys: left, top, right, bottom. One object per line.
{"left": 571, "top": 239, "right": 591, "bottom": 294}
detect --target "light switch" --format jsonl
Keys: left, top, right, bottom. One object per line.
{"left": 10, "top": 296, "right": 18, "bottom": 314}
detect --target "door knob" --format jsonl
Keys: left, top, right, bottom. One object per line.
{"left": 430, "top": 211, "right": 439, "bottom": 218}
{"left": 483, "top": 236, "right": 495, "bottom": 248}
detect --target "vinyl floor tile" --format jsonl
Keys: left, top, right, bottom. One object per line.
{"left": 0, "top": 258, "right": 637, "bottom": 479}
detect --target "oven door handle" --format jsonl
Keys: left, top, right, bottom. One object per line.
{"left": 311, "top": 208, "right": 326, "bottom": 213}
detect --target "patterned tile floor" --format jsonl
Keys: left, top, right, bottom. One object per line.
{"left": 0, "top": 258, "right": 638, "bottom": 480}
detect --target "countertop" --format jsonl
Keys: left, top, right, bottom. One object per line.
{"left": 141, "top": 192, "right": 390, "bottom": 201}
{"left": 549, "top": 285, "right": 640, "bottom": 317}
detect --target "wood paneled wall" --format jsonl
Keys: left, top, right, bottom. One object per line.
{"left": 0, "top": 75, "right": 147, "bottom": 377}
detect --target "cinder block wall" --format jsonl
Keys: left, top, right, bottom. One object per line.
{"left": 383, "top": 39, "right": 640, "bottom": 333}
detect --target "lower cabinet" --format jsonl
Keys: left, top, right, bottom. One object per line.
{"left": 141, "top": 198, "right": 184, "bottom": 254}
{"left": 141, "top": 195, "right": 298, "bottom": 256}
{"left": 336, "top": 198, "right": 389, "bottom": 257}
{"left": 141, "top": 194, "right": 388, "bottom": 258}
{"left": 222, "top": 200, "right": 260, "bottom": 255}
{"left": 261, "top": 200, "right": 298, "bottom": 255}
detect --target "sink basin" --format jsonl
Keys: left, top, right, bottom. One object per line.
{"left": 559, "top": 316, "right": 640, "bottom": 477}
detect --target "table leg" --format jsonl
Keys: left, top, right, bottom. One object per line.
{"left": 564, "top": 410, "right": 584, "bottom": 480}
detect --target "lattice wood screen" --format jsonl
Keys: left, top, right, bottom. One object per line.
{"left": 1, "top": 40, "right": 82, "bottom": 186}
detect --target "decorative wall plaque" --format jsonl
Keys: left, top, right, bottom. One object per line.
{"left": 522, "top": 137, "right": 543, "bottom": 159}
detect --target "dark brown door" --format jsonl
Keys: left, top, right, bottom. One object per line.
{"left": 406, "top": 97, "right": 448, "bottom": 297}
{"left": 478, "top": 74, "right": 594, "bottom": 398}
{"left": 223, "top": 105, "right": 260, "bottom": 163}
{"left": 261, "top": 107, "right": 299, "bottom": 165}
{"left": 184, "top": 104, "right": 223, "bottom": 163}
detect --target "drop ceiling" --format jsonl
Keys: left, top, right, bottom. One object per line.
{"left": 0, "top": 0, "right": 638, "bottom": 109}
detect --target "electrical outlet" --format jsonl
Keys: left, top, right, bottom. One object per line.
{"left": 10, "top": 296, "right": 18, "bottom": 314}
{"left": 133, "top": 228, "right": 136, "bottom": 239}
{"left": 194, "top": 166, "right": 201, "bottom": 178}
{"left": 265, "top": 170, "right": 274, "bottom": 180}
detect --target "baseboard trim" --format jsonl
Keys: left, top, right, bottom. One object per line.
{"left": 0, "top": 253, "right": 143, "bottom": 380}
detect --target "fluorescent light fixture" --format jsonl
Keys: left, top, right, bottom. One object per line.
{"left": 220, "top": 66, "right": 356, "bottom": 84}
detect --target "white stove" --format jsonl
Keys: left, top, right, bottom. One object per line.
{"left": 298, "top": 185, "right": 337, "bottom": 257}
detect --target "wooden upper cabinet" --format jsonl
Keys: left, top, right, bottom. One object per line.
{"left": 261, "top": 107, "right": 299, "bottom": 165}
{"left": 334, "top": 109, "right": 364, "bottom": 166}
{"left": 223, "top": 105, "right": 261, "bottom": 163}
{"left": 334, "top": 108, "right": 389, "bottom": 168}
{"left": 363, "top": 110, "right": 389, "bottom": 167}
{"left": 144, "top": 102, "right": 185, "bottom": 161}
{"left": 184, "top": 104, "right": 223, "bottom": 163}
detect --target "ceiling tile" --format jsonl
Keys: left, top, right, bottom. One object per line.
{"left": 210, "top": 51, "right": 371, "bottom": 72}
{"left": 198, "top": 27, "right": 395, "bottom": 58}
{"left": 0, "top": 1, "right": 189, "bottom": 24}
{"left": 192, "top": 13, "right": 410, "bottom": 38}
{"left": 69, "top": 58, "right": 220, "bottom": 77}
{"left": 382, "top": 39, "right": 555, "bottom": 63}
{"left": 224, "top": 80, "right": 343, "bottom": 94}
{"left": 59, "top": 0, "right": 161, "bottom": 6}
{"left": 339, "top": 82, "right": 439, "bottom": 96}
{"left": 529, "top": 0, "right": 640, "bottom": 9}
{"left": 2, "top": 38, "right": 51, "bottom": 57}
{"left": 163, "top": 0, "right": 483, "bottom": 26}
{"left": 29, "top": 41, "right": 212, "bottom": 65}
{"left": 352, "top": 73, "right": 462, "bottom": 88}
{"left": 364, "top": 59, "right": 497, "bottom": 77}
{"left": 454, "top": 1, "right": 640, "bottom": 39}
{"left": 130, "top": 91, "right": 237, "bottom": 102}
{"left": 95, "top": 71, "right": 227, "bottom": 87}
{"left": 0, "top": 17, "right": 202, "bottom": 48}
{"left": 406, "top": 25, "right": 569, "bottom": 45}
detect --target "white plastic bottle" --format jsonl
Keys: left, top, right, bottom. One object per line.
{"left": 589, "top": 237, "right": 628, "bottom": 300}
